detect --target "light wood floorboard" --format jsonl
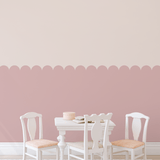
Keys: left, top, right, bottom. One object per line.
{"left": 0, "top": 155, "right": 159, "bottom": 159}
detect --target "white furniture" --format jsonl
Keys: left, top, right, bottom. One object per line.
{"left": 112, "top": 112, "right": 150, "bottom": 160}
{"left": 54, "top": 116, "right": 116, "bottom": 160}
{"left": 20, "top": 112, "right": 59, "bottom": 160}
{"left": 67, "top": 113, "right": 113, "bottom": 160}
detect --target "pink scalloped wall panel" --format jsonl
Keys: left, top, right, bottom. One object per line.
{"left": 0, "top": 65, "right": 160, "bottom": 142}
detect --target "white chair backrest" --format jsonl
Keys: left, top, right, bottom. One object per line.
{"left": 20, "top": 112, "right": 43, "bottom": 142}
{"left": 125, "top": 112, "right": 149, "bottom": 143}
{"left": 84, "top": 113, "right": 112, "bottom": 151}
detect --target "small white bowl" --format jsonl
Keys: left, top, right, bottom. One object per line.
{"left": 63, "top": 112, "right": 75, "bottom": 120}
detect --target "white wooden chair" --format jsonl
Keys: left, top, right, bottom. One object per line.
{"left": 67, "top": 113, "right": 113, "bottom": 160}
{"left": 20, "top": 112, "right": 59, "bottom": 160}
{"left": 111, "top": 112, "right": 150, "bottom": 160}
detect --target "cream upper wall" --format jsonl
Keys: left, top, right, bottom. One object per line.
{"left": 0, "top": 0, "right": 160, "bottom": 68}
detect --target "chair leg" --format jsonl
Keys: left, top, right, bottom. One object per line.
{"left": 143, "top": 147, "right": 146, "bottom": 160}
{"left": 131, "top": 150, "right": 135, "bottom": 160}
{"left": 36, "top": 150, "right": 41, "bottom": 160}
{"left": 22, "top": 146, "right": 26, "bottom": 160}
{"left": 110, "top": 146, "right": 113, "bottom": 160}
{"left": 84, "top": 152, "right": 88, "bottom": 160}
{"left": 103, "top": 151, "right": 107, "bottom": 160}
{"left": 125, "top": 151, "right": 129, "bottom": 160}
{"left": 40, "top": 150, "right": 42, "bottom": 160}
{"left": 68, "top": 146, "right": 70, "bottom": 160}
{"left": 91, "top": 153, "right": 94, "bottom": 160}
{"left": 56, "top": 147, "right": 59, "bottom": 160}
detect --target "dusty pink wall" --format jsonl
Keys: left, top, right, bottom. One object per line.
{"left": 0, "top": 65, "right": 159, "bottom": 142}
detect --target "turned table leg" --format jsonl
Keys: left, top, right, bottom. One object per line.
{"left": 57, "top": 131, "right": 66, "bottom": 160}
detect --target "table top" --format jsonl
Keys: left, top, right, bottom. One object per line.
{"left": 54, "top": 117, "right": 116, "bottom": 131}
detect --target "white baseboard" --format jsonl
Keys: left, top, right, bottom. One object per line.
{"left": 0, "top": 142, "right": 159, "bottom": 156}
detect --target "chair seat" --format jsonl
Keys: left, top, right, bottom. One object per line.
{"left": 68, "top": 141, "right": 103, "bottom": 150}
{"left": 112, "top": 139, "right": 145, "bottom": 149}
{"left": 26, "top": 139, "right": 58, "bottom": 148}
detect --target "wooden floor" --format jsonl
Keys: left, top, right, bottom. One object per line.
{"left": 0, "top": 155, "right": 159, "bottom": 160}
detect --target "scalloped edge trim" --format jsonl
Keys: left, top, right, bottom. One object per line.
{"left": 0, "top": 65, "right": 160, "bottom": 70}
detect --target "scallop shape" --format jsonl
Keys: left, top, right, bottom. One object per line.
{"left": 152, "top": 65, "right": 160, "bottom": 71}
{"left": 43, "top": 65, "right": 53, "bottom": 71}
{"left": 0, "top": 65, "right": 9, "bottom": 71}
{"left": 76, "top": 65, "right": 85, "bottom": 72}
{"left": 130, "top": 65, "right": 141, "bottom": 72}
{"left": 21, "top": 66, "right": 31, "bottom": 71}
{"left": 97, "top": 65, "right": 107, "bottom": 71}
{"left": 10, "top": 66, "right": 20, "bottom": 72}
{"left": 141, "top": 65, "right": 152, "bottom": 72}
{"left": 87, "top": 65, "right": 96, "bottom": 72}
{"left": 0, "top": 66, "right": 9, "bottom": 77}
{"left": 65, "top": 65, "right": 75, "bottom": 71}
{"left": 53, "top": 65, "right": 64, "bottom": 71}
{"left": 119, "top": 65, "right": 129, "bottom": 71}
{"left": 9, "top": 66, "right": 20, "bottom": 80}
{"left": 53, "top": 66, "right": 64, "bottom": 76}
{"left": 108, "top": 65, "right": 118, "bottom": 71}
{"left": 65, "top": 65, "right": 74, "bottom": 69}
{"left": 31, "top": 66, "right": 42, "bottom": 77}
{"left": 119, "top": 66, "right": 130, "bottom": 76}
{"left": 42, "top": 66, "right": 53, "bottom": 79}
{"left": 32, "top": 65, "right": 42, "bottom": 71}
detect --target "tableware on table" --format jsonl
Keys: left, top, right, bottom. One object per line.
{"left": 63, "top": 112, "right": 75, "bottom": 120}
